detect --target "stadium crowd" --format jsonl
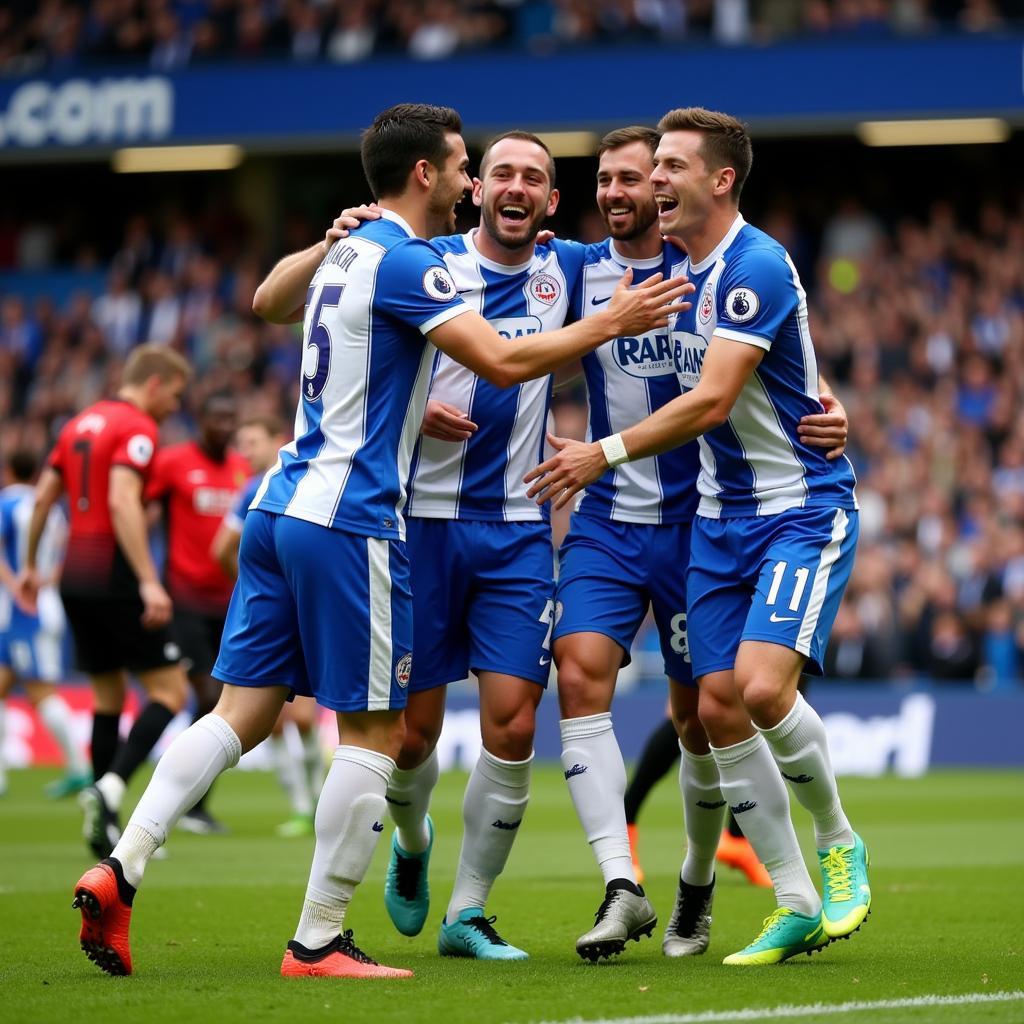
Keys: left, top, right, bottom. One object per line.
{"left": 0, "top": 0, "right": 1019, "bottom": 72}
{"left": 1, "top": 190, "right": 1022, "bottom": 689}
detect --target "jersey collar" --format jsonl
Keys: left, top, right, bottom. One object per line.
{"left": 608, "top": 240, "right": 664, "bottom": 271}
{"left": 379, "top": 208, "right": 417, "bottom": 238}
{"left": 465, "top": 228, "right": 535, "bottom": 275}
{"left": 687, "top": 213, "right": 747, "bottom": 276}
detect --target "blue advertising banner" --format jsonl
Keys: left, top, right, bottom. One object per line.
{"left": 0, "top": 34, "right": 1022, "bottom": 155}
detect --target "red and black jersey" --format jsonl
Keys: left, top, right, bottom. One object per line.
{"left": 48, "top": 398, "right": 160, "bottom": 597}
{"left": 147, "top": 441, "right": 250, "bottom": 616}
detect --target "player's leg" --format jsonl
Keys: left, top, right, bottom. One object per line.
{"left": 268, "top": 710, "right": 315, "bottom": 837}
{"left": 291, "top": 695, "right": 324, "bottom": 803}
{"left": 25, "top": 680, "right": 90, "bottom": 796}
{"left": 0, "top": 664, "right": 13, "bottom": 795}
{"left": 623, "top": 712, "right": 678, "bottom": 882}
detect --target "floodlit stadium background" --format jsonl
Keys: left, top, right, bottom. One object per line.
{"left": 1, "top": 0, "right": 1023, "bottom": 774}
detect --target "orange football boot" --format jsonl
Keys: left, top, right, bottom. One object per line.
{"left": 281, "top": 930, "right": 413, "bottom": 979}
{"left": 716, "top": 830, "right": 772, "bottom": 888}
{"left": 73, "top": 858, "right": 135, "bottom": 975}
{"left": 627, "top": 823, "right": 645, "bottom": 886}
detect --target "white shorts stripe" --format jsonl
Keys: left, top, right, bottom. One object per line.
{"left": 366, "top": 537, "right": 394, "bottom": 711}
{"left": 796, "top": 508, "right": 849, "bottom": 656}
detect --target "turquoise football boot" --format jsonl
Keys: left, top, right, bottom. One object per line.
{"left": 818, "top": 832, "right": 871, "bottom": 939}
{"left": 438, "top": 908, "right": 528, "bottom": 960}
{"left": 723, "top": 907, "right": 829, "bottom": 965}
{"left": 383, "top": 815, "right": 433, "bottom": 936}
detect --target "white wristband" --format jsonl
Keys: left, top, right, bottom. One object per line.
{"left": 599, "top": 433, "right": 629, "bottom": 468}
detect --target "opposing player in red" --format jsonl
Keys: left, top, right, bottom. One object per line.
{"left": 147, "top": 391, "right": 250, "bottom": 834}
{"left": 17, "top": 345, "right": 192, "bottom": 873}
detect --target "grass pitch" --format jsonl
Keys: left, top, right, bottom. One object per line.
{"left": 1, "top": 764, "right": 1022, "bottom": 1024}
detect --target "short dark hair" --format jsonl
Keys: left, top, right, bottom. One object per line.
{"left": 361, "top": 103, "right": 463, "bottom": 200}
{"left": 200, "top": 390, "right": 237, "bottom": 416}
{"left": 656, "top": 107, "right": 753, "bottom": 199}
{"left": 6, "top": 449, "right": 37, "bottom": 483}
{"left": 598, "top": 126, "right": 660, "bottom": 160}
{"left": 479, "top": 130, "right": 556, "bottom": 188}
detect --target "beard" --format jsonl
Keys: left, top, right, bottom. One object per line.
{"left": 602, "top": 199, "right": 659, "bottom": 241}
{"left": 480, "top": 200, "right": 547, "bottom": 251}
{"left": 427, "top": 185, "right": 462, "bottom": 236}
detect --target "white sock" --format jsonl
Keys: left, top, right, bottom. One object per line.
{"left": 112, "top": 714, "right": 242, "bottom": 887}
{"left": 758, "top": 693, "right": 854, "bottom": 851}
{"left": 96, "top": 771, "right": 126, "bottom": 812}
{"left": 711, "top": 733, "right": 820, "bottom": 917}
{"left": 0, "top": 703, "right": 7, "bottom": 786}
{"left": 293, "top": 745, "right": 394, "bottom": 950}
{"left": 447, "top": 747, "right": 531, "bottom": 921}
{"left": 269, "top": 731, "right": 313, "bottom": 817}
{"left": 386, "top": 746, "right": 438, "bottom": 854}
{"left": 300, "top": 726, "right": 324, "bottom": 801}
{"left": 37, "top": 694, "right": 88, "bottom": 775}
{"left": 679, "top": 745, "right": 726, "bottom": 887}
{"left": 560, "top": 713, "right": 634, "bottom": 886}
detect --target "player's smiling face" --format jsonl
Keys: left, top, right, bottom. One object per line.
{"left": 475, "top": 138, "right": 559, "bottom": 251}
{"left": 650, "top": 130, "right": 717, "bottom": 236}
{"left": 596, "top": 141, "right": 659, "bottom": 242}
{"left": 427, "top": 131, "right": 472, "bottom": 235}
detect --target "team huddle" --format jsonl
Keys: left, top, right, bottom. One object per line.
{"left": 13, "top": 101, "right": 870, "bottom": 980}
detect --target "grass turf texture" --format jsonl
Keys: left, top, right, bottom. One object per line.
{"left": 1, "top": 766, "right": 1022, "bottom": 1024}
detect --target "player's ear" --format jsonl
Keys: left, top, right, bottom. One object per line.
{"left": 413, "top": 158, "right": 431, "bottom": 190}
{"left": 714, "top": 166, "right": 736, "bottom": 199}
{"left": 471, "top": 178, "right": 483, "bottom": 207}
{"left": 546, "top": 187, "right": 560, "bottom": 217}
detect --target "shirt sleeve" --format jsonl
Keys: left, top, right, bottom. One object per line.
{"left": 375, "top": 238, "right": 472, "bottom": 335}
{"left": 551, "top": 239, "right": 588, "bottom": 325}
{"left": 714, "top": 247, "right": 799, "bottom": 352}
{"left": 112, "top": 420, "right": 159, "bottom": 481}
{"left": 143, "top": 446, "right": 171, "bottom": 500}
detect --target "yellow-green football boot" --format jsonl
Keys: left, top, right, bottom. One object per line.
{"left": 723, "top": 907, "right": 829, "bottom": 965}
{"left": 818, "top": 832, "right": 871, "bottom": 939}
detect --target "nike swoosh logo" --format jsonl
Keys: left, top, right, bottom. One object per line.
{"left": 769, "top": 612, "right": 801, "bottom": 623}
{"left": 591, "top": 295, "right": 611, "bottom": 305}
{"left": 539, "top": 656, "right": 551, "bottom": 666}
{"left": 457, "top": 287, "right": 474, "bottom": 295}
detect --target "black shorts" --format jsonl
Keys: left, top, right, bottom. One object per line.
{"left": 62, "top": 590, "right": 182, "bottom": 676}
{"left": 173, "top": 606, "right": 226, "bottom": 678}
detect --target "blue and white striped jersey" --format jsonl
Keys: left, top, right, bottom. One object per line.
{"left": 672, "top": 215, "right": 858, "bottom": 519}
{"left": 572, "top": 239, "right": 700, "bottom": 524}
{"left": 0, "top": 482, "right": 67, "bottom": 633}
{"left": 405, "top": 230, "right": 586, "bottom": 522}
{"left": 254, "top": 210, "right": 470, "bottom": 541}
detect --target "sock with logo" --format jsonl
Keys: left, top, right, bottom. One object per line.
{"left": 37, "top": 694, "right": 89, "bottom": 776}
{"left": 269, "top": 731, "right": 314, "bottom": 817}
{"left": 711, "top": 732, "right": 820, "bottom": 917}
{"left": 293, "top": 745, "right": 394, "bottom": 949}
{"left": 758, "top": 692, "right": 854, "bottom": 850}
{"left": 446, "top": 748, "right": 531, "bottom": 920}
{"left": 624, "top": 716, "right": 680, "bottom": 824}
{"left": 560, "top": 713, "right": 635, "bottom": 886}
{"left": 112, "top": 714, "right": 242, "bottom": 886}
{"left": 386, "top": 745, "right": 438, "bottom": 854}
{"left": 91, "top": 711, "right": 121, "bottom": 780}
{"left": 106, "top": 701, "right": 177, "bottom": 795}
{"left": 679, "top": 745, "right": 726, "bottom": 887}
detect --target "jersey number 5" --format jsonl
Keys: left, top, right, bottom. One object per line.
{"left": 304, "top": 284, "right": 345, "bottom": 402}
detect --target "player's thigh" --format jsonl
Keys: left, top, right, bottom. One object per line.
{"left": 337, "top": 708, "right": 406, "bottom": 761}
{"left": 742, "top": 507, "right": 860, "bottom": 677}
{"left": 214, "top": 681, "right": 291, "bottom": 753}
{"left": 647, "top": 521, "right": 695, "bottom": 686}
{"left": 213, "top": 510, "right": 308, "bottom": 696}
{"left": 478, "top": 670, "right": 542, "bottom": 759}
{"left": 467, "top": 522, "right": 555, "bottom": 688}
{"left": 406, "top": 517, "right": 472, "bottom": 691}
{"left": 288, "top": 695, "right": 319, "bottom": 731}
{"left": 277, "top": 516, "right": 413, "bottom": 714}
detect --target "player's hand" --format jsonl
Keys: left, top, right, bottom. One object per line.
{"left": 13, "top": 567, "right": 40, "bottom": 615}
{"left": 139, "top": 580, "right": 173, "bottom": 630}
{"left": 524, "top": 433, "right": 609, "bottom": 510}
{"left": 798, "top": 391, "right": 848, "bottom": 460}
{"left": 421, "top": 400, "right": 478, "bottom": 442}
{"left": 321, "top": 204, "right": 381, "bottom": 254}
{"left": 535, "top": 229, "right": 556, "bottom": 245}
{"left": 606, "top": 267, "right": 695, "bottom": 337}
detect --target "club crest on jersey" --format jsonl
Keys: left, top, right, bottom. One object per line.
{"left": 698, "top": 284, "right": 715, "bottom": 325}
{"left": 423, "top": 267, "right": 457, "bottom": 301}
{"left": 395, "top": 653, "right": 412, "bottom": 688}
{"left": 528, "top": 272, "right": 560, "bottom": 306}
{"left": 725, "top": 287, "right": 759, "bottom": 322}
{"left": 127, "top": 434, "right": 154, "bottom": 467}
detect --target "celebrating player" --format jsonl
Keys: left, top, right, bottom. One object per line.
{"left": 528, "top": 107, "right": 869, "bottom": 966}
{"left": 0, "top": 449, "right": 89, "bottom": 798}
{"left": 17, "top": 345, "right": 192, "bottom": 858}
{"left": 70, "top": 102, "right": 692, "bottom": 980}
{"left": 147, "top": 391, "right": 250, "bottom": 834}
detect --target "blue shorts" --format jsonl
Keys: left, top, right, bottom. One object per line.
{"left": 553, "top": 515, "right": 693, "bottom": 685}
{"left": 687, "top": 506, "right": 859, "bottom": 679}
{"left": 213, "top": 510, "right": 413, "bottom": 713}
{"left": 406, "top": 518, "right": 555, "bottom": 690}
{"left": 0, "top": 612, "right": 64, "bottom": 683}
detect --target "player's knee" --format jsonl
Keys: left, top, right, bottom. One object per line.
{"left": 697, "top": 687, "right": 740, "bottom": 743}
{"left": 147, "top": 670, "right": 190, "bottom": 714}
{"left": 674, "top": 710, "right": 708, "bottom": 754}
{"left": 483, "top": 702, "right": 537, "bottom": 761}
{"left": 398, "top": 722, "right": 438, "bottom": 768}
{"left": 737, "top": 674, "right": 788, "bottom": 729}
{"left": 556, "top": 655, "right": 610, "bottom": 719}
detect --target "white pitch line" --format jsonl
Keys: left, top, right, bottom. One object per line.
{"left": 529, "top": 990, "right": 1024, "bottom": 1024}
